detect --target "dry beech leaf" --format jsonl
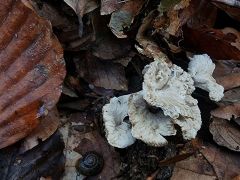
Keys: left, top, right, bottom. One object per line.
{"left": 183, "top": 26, "right": 240, "bottom": 60}
{"left": 75, "top": 133, "right": 121, "bottom": 180}
{"left": 200, "top": 143, "right": 240, "bottom": 180}
{"left": 210, "top": 117, "right": 240, "bottom": 152}
{"left": 100, "top": 0, "right": 124, "bottom": 15}
{"left": 213, "top": 60, "right": 240, "bottom": 90}
{"left": 211, "top": 103, "right": 240, "bottom": 120}
{"left": 0, "top": 132, "right": 65, "bottom": 180}
{"left": 221, "top": 87, "right": 240, "bottom": 103}
{"left": 171, "top": 153, "right": 217, "bottom": 180}
{"left": 75, "top": 53, "right": 128, "bottom": 91}
{"left": 171, "top": 142, "right": 240, "bottom": 180}
{"left": 187, "top": 0, "right": 217, "bottom": 28}
{"left": 91, "top": 12, "right": 131, "bottom": 60}
{"left": 213, "top": 2, "right": 240, "bottom": 22}
{"left": 0, "top": 0, "right": 66, "bottom": 149}
{"left": 164, "top": 0, "right": 191, "bottom": 36}
{"left": 19, "top": 107, "right": 60, "bottom": 153}
{"left": 60, "top": 112, "right": 120, "bottom": 179}
{"left": 109, "top": 0, "right": 145, "bottom": 38}
{"left": 64, "top": 0, "right": 98, "bottom": 17}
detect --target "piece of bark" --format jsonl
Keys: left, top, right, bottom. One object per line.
{"left": 210, "top": 117, "right": 240, "bottom": 152}
{"left": 0, "top": 0, "right": 66, "bottom": 149}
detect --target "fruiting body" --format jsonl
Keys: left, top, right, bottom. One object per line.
{"left": 76, "top": 152, "right": 104, "bottom": 176}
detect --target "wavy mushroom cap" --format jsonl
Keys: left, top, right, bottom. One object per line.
{"left": 188, "top": 54, "right": 224, "bottom": 102}
{"left": 102, "top": 94, "right": 136, "bottom": 148}
{"left": 143, "top": 59, "right": 196, "bottom": 119}
{"left": 128, "top": 93, "right": 176, "bottom": 147}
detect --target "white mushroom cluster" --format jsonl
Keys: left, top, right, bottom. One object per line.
{"left": 102, "top": 57, "right": 205, "bottom": 148}
{"left": 188, "top": 54, "right": 224, "bottom": 102}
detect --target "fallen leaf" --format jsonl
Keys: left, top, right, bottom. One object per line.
{"left": 211, "top": 103, "right": 240, "bottom": 120}
{"left": 221, "top": 87, "right": 240, "bottom": 103}
{"left": 30, "top": 0, "right": 76, "bottom": 32}
{"left": 0, "top": 0, "right": 66, "bottom": 149}
{"left": 75, "top": 53, "right": 128, "bottom": 91}
{"left": 91, "top": 12, "right": 132, "bottom": 60}
{"left": 59, "top": 112, "right": 120, "bottom": 179}
{"left": 64, "top": 0, "right": 98, "bottom": 17}
{"left": 210, "top": 117, "right": 240, "bottom": 152}
{"left": 213, "top": 60, "right": 240, "bottom": 90}
{"left": 19, "top": 107, "right": 60, "bottom": 153}
{"left": 75, "top": 132, "right": 121, "bottom": 180}
{"left": 212, "top": 0, "right": 240, "bottom": 8}
{"left": 187, "top": 0, "right": 217, "bottom": 28}
{"left": 200, "top": 142, "right": 240, "bottom": 180}
{"left": 0, "top": 131, "right": 65, "bottom": 180}
{"left": 183, "top": 26, "right": 240, "bottom": 60}
{"left": 171, "top": 142, "right": 240, "bottom": 180}
{"left": 213, "top": 1, "right": 240, "bottom": 22}
{"left": 165, "top": 0, "right": 191, "bottom": 36}
{"left": 171, "top": 153, "right": 217, "bottom": 180}
{"left": 100, "top": 0, "right": 124, "bottom": 15}
{"left": 109, "top": 0, "right": 146, "bottom": 38}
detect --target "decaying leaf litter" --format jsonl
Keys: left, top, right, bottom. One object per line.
{"left": 0, "top": 0, "right": 240, "bottom": 179}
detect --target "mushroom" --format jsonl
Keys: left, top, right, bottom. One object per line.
{"left": 142, "top": 59, "right": 202, "bottom": 140}
{"left": 188, "top": 54, "right": 224, "bottom": 102}
{"left": 102, "top": 94, "right": 136, "bottom": 148}
{"left": 128, "top": 92, "right": 176, "bottom": 146}
{"left": 143, "top": 59, "right": 197, "bottom": 119}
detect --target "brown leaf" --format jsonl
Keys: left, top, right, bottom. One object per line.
{"left": 0, "top": 0, "right": 66, "bottom": 149}
{"left": 64, "top": 0, "right": 98, "bottom": 17}
{"left": 75, "top": 53, "right": 128, "bottom": 91}
{"left": 210, "top": 117, "right": 240, "bottom": 152}
{"left": 221, "top": 87, "right": 240, "bottom": 103}
{"left": 200, "top": 142, "right": 240, "bottom": 180}
{"left": 109, "top": 0, "right": 146, "bottom": 38}
{"left": 183, "top": 26, "right": 240, "bottom": 60}
{"left": 171, "top": 142, "right": 240, "bottom": 180}
{"left": 76, "top": 132, "right": 121, "bottom": 180}
{"left": 100, "top": 0, "right": 124, "bottom": 15}
{"left": 187, "top": 0, "right": 217, "bottom": 28}
{"left": 171, "top": 153, "right": 217, "bottom": 180}
{"left": 0, "top": 131, "right": 65, "bottom": 180}
{"left": 60, "top": 112, "right": 120, "bottom": 179}
{"left": 91, "top": 12, "right": 132, "bottom": 60}
{"left": 19, "top": 107, "right": 60, "bottom": 153}
{"left": 213, "top": 60, "right": 240, "bottom": 90}
{"left": 211, "top": 103, "right": 240, "bottom": 120}
{"left": 213, "top": 2, "right": 240, "bottom": 22}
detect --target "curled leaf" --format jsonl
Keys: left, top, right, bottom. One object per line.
{"left": 0, "top": 0, "right": 66, "bottom": 149}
